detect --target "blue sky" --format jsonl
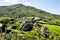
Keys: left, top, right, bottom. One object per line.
{"left": 0, "top": 0, "right": 60, "bottom": 15}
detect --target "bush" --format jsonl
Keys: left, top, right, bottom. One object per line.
{"left": 11, "top": 26, "right": 17, "bottom": 29}
{"left": 0, "top": 19, "right": 10, "bottom": 24}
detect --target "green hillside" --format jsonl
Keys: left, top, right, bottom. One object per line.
{"left": 0, "top": 4, "right": 60, "bottom": 40}
{"left": 0, "top": 4, "right": 60, "bottom": 18}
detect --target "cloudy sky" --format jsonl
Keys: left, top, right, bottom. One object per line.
{"left": 0, "top": 0, "right": 60, "bottom": 15}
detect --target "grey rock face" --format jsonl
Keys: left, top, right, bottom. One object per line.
{"left": 41, "top": 27, "right": 49, "bottom": 39}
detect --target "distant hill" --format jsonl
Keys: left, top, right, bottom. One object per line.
{"left": 0, "top": 4, "right": 60, "bottom": 19}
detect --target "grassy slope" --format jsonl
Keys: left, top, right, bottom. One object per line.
{"left": 0, "top": 4, "right": 60, "bottom": 19}
{"left": 43, "top": 24, "right": 60, "bottom": 35}
{"left": 0, "top": 17, "right": 60, "bottom": 35}
{"left": 0, "top": 4, "right": 60, "bottom": 39}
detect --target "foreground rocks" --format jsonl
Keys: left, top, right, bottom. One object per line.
{"left": 41, "top": 27, "right": 50, "bottom": 40}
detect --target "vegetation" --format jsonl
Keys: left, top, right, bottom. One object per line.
{"left": 0, "top": 4, "right": 60, "bottom": 40}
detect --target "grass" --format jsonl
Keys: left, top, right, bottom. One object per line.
{"left": 43, "top": 24, "right": 60, "bottom": 35}
{"left": 0, "top": 17, "right": 60, "bottom": 40}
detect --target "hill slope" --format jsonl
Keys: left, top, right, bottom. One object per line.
{"left": 0, "top": 4, "right": 60, "bottom": 23}
{"left": 0, "top": 4, "right": 60, "bottom": 40}
{"left": 0, "top": 4, "right": 60, "bottom": 18}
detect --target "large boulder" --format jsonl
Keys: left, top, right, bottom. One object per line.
{"left": 32, "top": 17, "right": 41, "bottom": 21}
{"left": 0, "top": 23, "right": 11, "bottom": 33}
{"left": 23, "top": 23, "right": 33, "bottom": 31}
{"left": 1, "top": 23, "right": 6, "bottom": 32}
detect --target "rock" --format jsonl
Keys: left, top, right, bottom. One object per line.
{"left": 49, "top": 36, "right": 54, "bottom": 39}
{"left": 23, "top": 23, "right": 33, "bottom": 31}
{"left": 20, "top": 21, "right": 26, "bottom": 27}
{"left": 31, "top": 20, "right": 36, "bottom": 23}
{"left": 0, "top": 23, "right": 11, "bottom": 33}
{"left": 10, "top": 21, "right": 15, "bottom": 24}
{"left": 0, "top": 23, "right": 3, "bottom": 27}
{"left": 35, "top": 22, "right": 42, "bottom": 27}
{"left": 32, "top": 17, "right": 41, "bottom": 21}
{"left": 41, "top": 27, "right": 49, "bottom": 39}
{"left": 22, "top": 17, "right": 29, "bottom": 21}
{"left": 0, "top": 23, "right": 11, "bottom": 34}
{"left": 1, "top": 23, "right": 6, "bottom": 32}
{"left": 43, "top": 19, "right": 49, "bottom": 22}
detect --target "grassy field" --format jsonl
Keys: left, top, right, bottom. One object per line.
{"left": 0, "top": 17, "right": 60, "bottom": 40}
{"left": 43, "top": 24, "right": 60, "bottom": 36}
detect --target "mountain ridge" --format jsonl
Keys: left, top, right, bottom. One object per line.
{"left": 0, "top": 4, "right": 60, "bottom": 19}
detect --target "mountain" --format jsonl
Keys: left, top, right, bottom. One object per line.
{"left": 0, "top": 4, "right": 60, "bottom": 40}
{"left": 0, "top": 4, "right": 60, "bottom": 19}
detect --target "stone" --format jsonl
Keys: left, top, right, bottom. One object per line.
{"left": 23, "top": 23, "right": 33, "bottom": 31}
{"left": 1, "top": 23, "right": 6, "bottom": 32}
{"left": 41, "top": 27, "right": 49, "bottom": 39}
{"left": 35, "top": 22, "right": 42, "bottom": 27}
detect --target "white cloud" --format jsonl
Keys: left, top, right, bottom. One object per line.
{"left": 22, "top": 2, "right": 32, "bottom": 6}
{"left": 2, "top": 0, "right": 32, "bottom": 6}
{"left": 3, "top": 0, "right": 19, "bottom": 4}
{"left": 3, "top": 0, "right": 32, "bottom": 6}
